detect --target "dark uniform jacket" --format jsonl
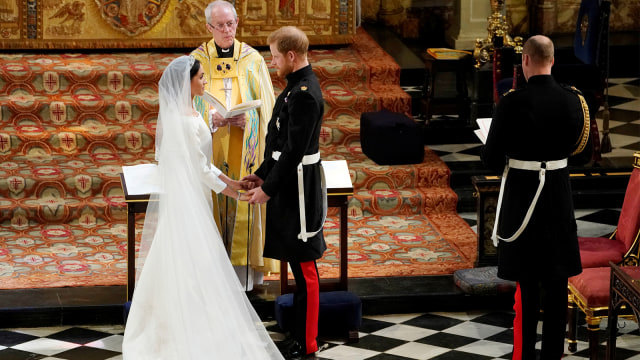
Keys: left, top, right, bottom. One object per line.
{"left": 254, "top": 65, "right": 327, "bottom": 262}
{"left": 481, "top": 75, "right": 591, "bottom": 281}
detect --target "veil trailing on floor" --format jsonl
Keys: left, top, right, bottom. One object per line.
{"left": 122, "top": 55, "right": 283, "bottom": 359}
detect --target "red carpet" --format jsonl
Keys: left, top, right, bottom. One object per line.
{"left": 0, "top": 28, "right": 476, "bottom": 289}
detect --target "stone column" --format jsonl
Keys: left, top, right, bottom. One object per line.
{"left": 535, "top": 0, "right": 557, "bottom": 34}
{"left": 446, "top": 0, "right": 492, "bottom": 50}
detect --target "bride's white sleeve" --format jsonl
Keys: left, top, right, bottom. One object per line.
{"left": 191, "top": 133, "right": 227, "bottom": 194}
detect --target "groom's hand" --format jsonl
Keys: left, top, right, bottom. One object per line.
{"left": 247, "top": 187, "right": 270, "bottom": 205}
{"left": 241, "top": 174, "right": 263, "bottom": 189}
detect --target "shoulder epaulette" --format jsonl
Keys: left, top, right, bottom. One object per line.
{"left": 559, "top": 83, "right": 584, "bottom": 96}
{"left": 571, "top": 88, "right": 591, "bottom": 156}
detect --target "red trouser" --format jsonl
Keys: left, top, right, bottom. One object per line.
{"left": 512, "top": 278, "right": 568, "bottom": 360}
{"left": 290, "top": 260, "right": 320, "bottom": 354}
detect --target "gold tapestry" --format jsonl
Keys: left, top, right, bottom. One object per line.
{"left": 0, "top": 0, "right": 356, "bottom": 50}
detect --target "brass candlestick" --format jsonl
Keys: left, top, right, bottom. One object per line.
{"left": 473, "top": 0, "right": 517, "bottom": 68}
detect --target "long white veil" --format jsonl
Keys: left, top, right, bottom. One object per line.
{"left": 123, "top": 55, "right": 283, "bottom": 359}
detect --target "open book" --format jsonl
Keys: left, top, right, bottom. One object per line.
{"left": 201, "top": 90, "right": 262, "bottom": 118}
{"left": 474, "top": 118, "right": 492, "bottom": 144}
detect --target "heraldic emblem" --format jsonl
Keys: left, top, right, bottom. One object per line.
{"left": 94, "top": 0, "right": 170, "bottom": 36}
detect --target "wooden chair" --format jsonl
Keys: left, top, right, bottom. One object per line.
{"left": 578, "top": 153, "right": 640, "bottom": 269}
{"left": 567, "top": 265, "right": 640, "bottom": 359}
{"left": 566, "top": 153, "right": 640, "bottom": 359}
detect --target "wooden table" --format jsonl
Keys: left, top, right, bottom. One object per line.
{"left": 120, "top": 160, "right": 353, "bottom": 300}
{"left": 606, "top": 262, "right": 640, "bottom": 360}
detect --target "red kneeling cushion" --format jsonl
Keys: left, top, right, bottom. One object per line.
{"left": 569, "top": 266, "right": 640, "bottom": 308}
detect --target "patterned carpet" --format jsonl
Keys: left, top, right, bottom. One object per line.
{"left": 0, "top": 28, "right": 476, "bottom": 289}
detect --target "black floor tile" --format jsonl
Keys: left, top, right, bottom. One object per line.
{"left": 485, "top": 329, "right": 515, "bottom": 344}
{"left": 46, "top": 327, "right": 114, "bottom": 345}
{"left": 596, "top": 108, "right": 640, "bottom": 123}
{"left": 430, "top": 350, "right": 495, "bottom": 360}
{"left": 416, "top": 331, "right": 478, "bottom": 348}
{"left": 402, "top": 313, "right": 463, "bottom": 331}
{"left": 610, "top": 123, "right": 640, "bottom": 137}
{"left": 575, "top": 208, "right": 621, "bottom": 226}
{"left": 608, "top": 95, "right": 638, "bottom": 107}
{"left": 621, "top": 141, "right": 640, "bottom": 151}
{"left": 471, "top": 312, "right": 515, "bottom": 328}
{"left": 0, "top": 330, "right": 38, "bottom": 347}
{"left": 364, "top": 354, "right": 415, "bottom": 360}
{"left": 358, "top": 318, "right": 396, "bottom": 334}
{"left": 0, "top": 348, "right": 46, "bottom": 360}
{"left": 348, "top": 334, "right": 406, "bottom": 352}
{"left": 53, "top": 346, "right": 120, "bottom": 360}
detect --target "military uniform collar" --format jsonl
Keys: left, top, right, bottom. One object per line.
{"left": 527, "top": 74, "right": 554, "bottom": 85}
{"left": 286, "top": 64, "right": 313, "bottom": 85}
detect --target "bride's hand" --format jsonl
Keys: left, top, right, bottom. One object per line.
{"left": 238, "top": 192, "right": 251, "bottom": 202}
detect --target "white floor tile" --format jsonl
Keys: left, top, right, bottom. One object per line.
{"left": 613, "top": 99, "right": 640, "bottom": 112}
{"left": 365, "top": 313, "right": 423, "bottom": 324}
{"left": 12, "top": 338, "right": 80, "bottom": 356}
{"left": 372, "top": 324, "right": 437, "bottom": 342}
{"left": 385, "top": 341, "right": 449, "bottom": 359}
{"left": 317, "top": 344, "right": 379, "bottom": 360}
{"left": 11, "top": 326, "right": 72, "bottom": 337}
{"left": 575, "top": 220, "right": 617, "bottom": 238}
{"left": 456, "top": 339, "right": 513, "bottom": 357}
{"left": 85, "top": 334, "right": 123, "bottom": 352}
{"left": 443, "top": 322, "right": 505, "bottom": 339}
{"left": 607, "top": 84, "right": 640, "bottom": 99}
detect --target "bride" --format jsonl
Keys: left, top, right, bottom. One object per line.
{"left": 122, "top": 55, "right": 283, "bottom": 359}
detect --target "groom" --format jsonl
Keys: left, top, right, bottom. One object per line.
{"left": 244, "top": 26, "right": 327, "bottom": 359}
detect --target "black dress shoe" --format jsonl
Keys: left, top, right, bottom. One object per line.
{"left": 281, "top": 340, "right": 316, "bottom": 360}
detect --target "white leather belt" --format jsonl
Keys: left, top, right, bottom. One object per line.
{"left": 272, "top": 151, "right": 320, "bottom": 165}
{"left": 272, "top": 151, "right": 327, "bottom": 242}
{"left": 492, "top": 158, "right": 568, "bottom": 246}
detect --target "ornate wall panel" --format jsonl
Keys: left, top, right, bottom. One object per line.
{"left": 532, "top": 0, "right": 640, "bottom": 35}
{"left": 0, "top": 0, "right": 356, "bottom": 50}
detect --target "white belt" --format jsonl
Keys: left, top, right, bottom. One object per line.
{"left": 272, "top": 151, "right": 327, "bottom": 242}
{"left": 272, "top": 151, "right": 320, "bottom": 165}
{"left": 492, "top": 158, "right": 568, "bottom": 247}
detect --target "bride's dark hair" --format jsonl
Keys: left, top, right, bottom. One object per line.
{"left": 190, "top": 58, "right": 201, "bottom": 79}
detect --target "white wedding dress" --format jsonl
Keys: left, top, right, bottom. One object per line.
{"left": 122, "top": 56, "right": 283, "bottom": 360}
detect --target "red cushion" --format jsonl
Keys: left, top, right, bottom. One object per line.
{"left": 570, "top": 267, "right": 612, "bottom": 307}
{"left": 569, "top": 266, "right": 640, "bottom": 307}
{"left": 578, "top": 237, "right": 626, "bottom": 268}
{"left": 616, "top": 168, "right": 640, "bottom": 251}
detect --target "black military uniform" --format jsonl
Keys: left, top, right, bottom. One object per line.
{"left": 481, "top": 74, "right": 591, "bottom": 360}
{"left": 254, "top": 64, "right": 326, "bottom": 356}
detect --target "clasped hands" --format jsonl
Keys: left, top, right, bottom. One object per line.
{"left": 228, "top": 175, "right": 270, "bottom": 205}
{"left": 210, "top": 110, "right": 246, "bottom": 130}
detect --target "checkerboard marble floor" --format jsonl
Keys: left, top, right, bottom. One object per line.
{"left": 1, "top": 208, "right": 637, "bottom": 360}
{"left": 1, "top": 308, "right": 638, "bottom": 359}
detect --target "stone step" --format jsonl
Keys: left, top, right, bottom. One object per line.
{"left": 347, "top": 187, "right": 458, "bottom": 218}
